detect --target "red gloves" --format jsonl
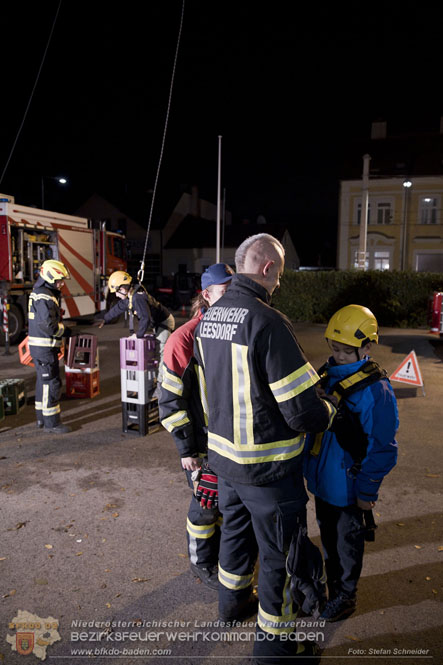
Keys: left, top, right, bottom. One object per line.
{"left": 195, "top": 466, "right": 218, "bottom": 509}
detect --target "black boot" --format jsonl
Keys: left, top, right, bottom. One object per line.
{"left": 190, "top": 563, "right": 219, "bottom": 590}
{"left": 44, "top": 422, "right": 72, "bottom": 434}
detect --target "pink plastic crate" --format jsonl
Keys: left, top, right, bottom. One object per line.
{"left": 119, "top": 335, "right": 157, "bottom": 371}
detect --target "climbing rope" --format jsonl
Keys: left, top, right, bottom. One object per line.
{"left": 137, "top": 0, "right": 186, "bottom": 284}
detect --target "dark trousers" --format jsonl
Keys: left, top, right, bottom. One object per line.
{"left": 32, "top": 351, "right": 62, "bottom": 428}
{"left": 218, "top": 474, "right": 309, "bottom": 663}
{"left": 186, "top": 493, "right": 221, "bottom": 567}
{"left": 315, "top": 496, "right": 365, "bottom": 600}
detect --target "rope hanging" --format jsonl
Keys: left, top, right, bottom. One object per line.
{"left": 137, "top": 0, "right": 186, "bottom": 284}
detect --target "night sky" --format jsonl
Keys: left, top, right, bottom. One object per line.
{"left": 2, "top": 1, "right": 443, "bottom": 265}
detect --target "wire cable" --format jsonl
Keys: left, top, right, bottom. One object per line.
{"left": 0, "top": 0, "right": 63, "bottom": 188}
{"left": 137, "top": 0, "right": 186, "bottom": 284}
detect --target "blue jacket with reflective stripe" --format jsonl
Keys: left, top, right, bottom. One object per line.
{"left": 304, "top": 357, "right": 399, "bottom": 506}
{"left": 194, "top": 274, "right": 334, "bottom": 486}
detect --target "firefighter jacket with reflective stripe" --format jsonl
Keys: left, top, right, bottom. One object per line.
{"left": 159, "top": 312, "right": 208, "bottom": 459}
{"left": 304, "top": 356, "right": 399, "bottom": 506}
{"left": 193, "top": 274, "right": 336, "bottom": 486}
{"left": 104, "top": 289, "right": 172, "bottom": 338}
{"left": 28, "top": 277, "right": 65, "bottom": 358}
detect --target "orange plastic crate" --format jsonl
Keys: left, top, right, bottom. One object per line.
{"left": 65, "top": 369, "right": 100, "bottom": 399}
{"left": 18, "top": 336, "right": 64, "bottom": 367}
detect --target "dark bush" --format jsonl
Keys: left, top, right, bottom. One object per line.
{"left": 272, "top": 270, "right": 443, "bottom": 327}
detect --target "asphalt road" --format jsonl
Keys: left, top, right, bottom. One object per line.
{"left": 0, "top": 315, "right": 442, "bottom": 665}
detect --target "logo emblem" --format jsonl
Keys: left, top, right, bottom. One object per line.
{"left": 7, "top": 611, "right": 61, "bottom": 660}
{"left": 16, "top": 632, "right": 34, "bottom": 655}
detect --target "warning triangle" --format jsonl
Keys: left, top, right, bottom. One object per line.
{"left": 390, "top": 350, "right": 423, "bottom": 386}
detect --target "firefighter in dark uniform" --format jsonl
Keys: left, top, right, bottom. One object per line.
{"left": 159, "top": 263, "right": 234, "bottom": 590}
{"left": 194, "top": 234, "right": 337, "bottom": 665}
{"left": 28, "top": 259, "right": 72, "bottom": 434}
{"left": 99, "top": 271, "right": 174, "bottom": 389}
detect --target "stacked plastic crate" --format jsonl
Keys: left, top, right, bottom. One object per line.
{"left": 0, "top": 379, "right": 27, "bottom": 416}
{"left": 120, "top": 335, "right": 160, "bottom": 435}
{"left": 65, "top": 334, "right": 100, "bottom": 398}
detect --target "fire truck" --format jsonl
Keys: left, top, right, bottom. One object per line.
{"left": 0, "top": 194, "right": 127, "bottom": 344}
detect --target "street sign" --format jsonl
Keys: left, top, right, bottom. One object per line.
{"left": 390, "top": 350, "right": 423, "bottom": 387}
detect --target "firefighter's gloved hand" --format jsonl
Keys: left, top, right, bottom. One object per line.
{"left": 195, "top": 466, "right": 218, "bottom": 509}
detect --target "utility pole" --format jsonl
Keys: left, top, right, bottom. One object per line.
{"left": 357, "top": 154, "right": 371, "bottom": 270}
{"left": 401, "top": 180, "right": 412, "bottom": 270}
{"left": 216, "top": 135, "right": 222, "bottom": 263}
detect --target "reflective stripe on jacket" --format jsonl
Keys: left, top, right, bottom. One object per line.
{"left": 194, "top": 274, "right": 335, "bottom": 486}
{"left": 28, "top": 277, "right": 65, "bottom": 355}
{"left": 159, "top": 313, "right": 208, "bottom": 459}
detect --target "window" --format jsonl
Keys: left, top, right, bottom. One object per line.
{"left": 356, "top": 200, "right": 393, "bottom": 225}
{"left": 419, "top": 197, "right": 438, "bottom": 224}
{"left": 376, "top": 203, "right": 392, "bottom": 225}
{"left": 353, "top": 250, "right": 391, "bottom": 270}
{"left": 374, "top": 251, "right": 390, "bottom": 270}
{"left": 416, "top": 252, "right": 443, "bottom": 272}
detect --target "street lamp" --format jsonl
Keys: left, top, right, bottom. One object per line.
{"left": 41, "top": 175, "right": 68, "bottom": 209}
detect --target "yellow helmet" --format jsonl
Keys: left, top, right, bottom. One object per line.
{"left": 325, "top": 304, "right": 379, "bottom": 347}
{"left": 108, "top": 271, "right": 132, "bottom": 293}
{"left": 40, "top": 260, "right": 70, "bottom": 284}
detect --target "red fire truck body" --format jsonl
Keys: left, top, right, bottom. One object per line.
{"left": 0, "top": 194, "right": 126, "bottom": 343}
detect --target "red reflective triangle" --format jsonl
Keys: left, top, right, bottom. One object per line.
{"left": 390, "top": 350, "right": 423, "bottom": 386}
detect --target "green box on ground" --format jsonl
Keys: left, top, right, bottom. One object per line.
{"left": 0, "top": 379, "right": 27, "bottom": 415}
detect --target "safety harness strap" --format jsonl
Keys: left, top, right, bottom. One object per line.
{"left": 127, "top": 284, "right": 142, "bottom": 334}
{"left": 310, "top": 361, "right": 386, "bottom": 458}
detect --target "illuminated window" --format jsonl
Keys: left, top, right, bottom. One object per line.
{"left": 374, "top": 251, "right": 390, "bottom": 270}
{"left": 419, "top": 197, "right": 438, "bottom": 224}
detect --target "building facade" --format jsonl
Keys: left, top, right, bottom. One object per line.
{"left": 338, "top": 175, "right": 443, "bottom": 272}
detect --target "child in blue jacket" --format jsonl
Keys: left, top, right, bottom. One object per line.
{"left": 304, "top": 304, "right": 399, "bottom": 622}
